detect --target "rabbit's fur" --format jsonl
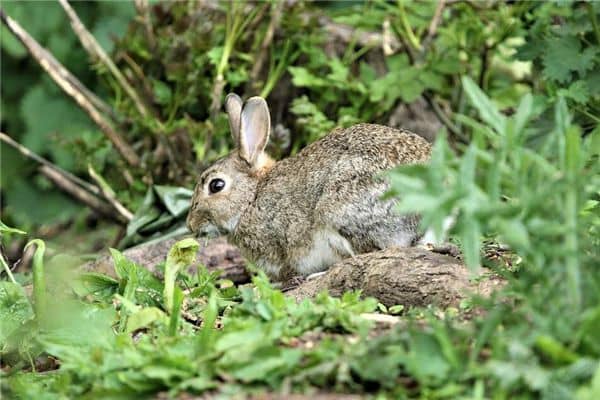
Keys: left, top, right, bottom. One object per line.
{"left": 187, "top": 94, "right": 431, "bottom": 280}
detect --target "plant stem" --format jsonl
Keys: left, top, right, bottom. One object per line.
{"left": 0, "top": 132, "right": 101, "bottom": 196}
{"left": 587, "top": 3, "right": 600, "bottom": 45}
{"left": 565, "top": 187, "right": 581, "bottom": 310}
{"left": 25, "top": 240, "right": 47, "bottom": 322}
{"left": 397, "top": 0, "right": 421, "bottom": 51}
{"left": 59, "top": 0, "right": 153, "bottom": 120}
{"left": 0, "top": 252, "right": 17, "bottom": 284}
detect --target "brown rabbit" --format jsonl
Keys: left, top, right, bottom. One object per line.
{"left": 187, "top": 94, "right": 432, "bottom": 280}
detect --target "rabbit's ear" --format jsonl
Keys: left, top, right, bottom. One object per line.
{"left": 225, "top": 93, "right": 243, "bottom": 144}
{"left": 240, "top": 96, "right": 270, "bottom": 166}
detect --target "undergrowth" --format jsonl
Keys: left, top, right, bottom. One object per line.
{"left": 1, "top": 1, "right": 599, "bottom": 399}
{"left": 1, "top": 80, "right": 599, "bottom": 398}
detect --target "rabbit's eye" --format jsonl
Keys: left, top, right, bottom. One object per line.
{"left": 208, "top": 178, "right": 225, "bottom": 194}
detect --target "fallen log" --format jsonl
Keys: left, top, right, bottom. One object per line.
{"left": 80, "top": 236, "right": 250, "bottom": 284}
{"left": 81, "top": 237, "right": 503, "bottom": 308}
{"left": 285, "top": 246, "right": 503, "bottom": 308}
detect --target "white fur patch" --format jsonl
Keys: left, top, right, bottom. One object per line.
{"left": 223, "top": 215, "right": 240, "bottom": 233}
{"left": 296, "top": 229, "right": 354, "bottom": 275}
{"left": 419, "top": 215, "right": 456, "bottom": 245}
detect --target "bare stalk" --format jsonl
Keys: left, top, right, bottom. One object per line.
{"left": 134, "top": 0, "right": 156, "bottom": 49}
{"left": 40, "top": 166, "right": 128, "bottom": 224}
{"left": 1, "top": 132, "right": 133, "bottom": 223}
{"left": 421, "top": 0, "right": 445, "bottom": 57}
{"left": 88, "top": 166, "right": 134, "bottom": 221}
{"left": 0, "top": 132, "right": 100, "bottom": 196}
{"left": 0, "top": 252, "right": 17, "bottom": 284}
{"left": 58, "top": 0, "right": 152, "bottom": 120}
{"left": 249, "top": 1, "right": 284, "bottom": 86}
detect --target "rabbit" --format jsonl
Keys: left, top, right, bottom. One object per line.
{"left": 187, "top": 94, "right": 432, "bottom": 281}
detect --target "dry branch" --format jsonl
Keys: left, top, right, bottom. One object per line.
{"left": 1, "top": 131, "right": 133, "bottom": 223}
{"left": 87, "top": 166, "right": 134, "bottom": 221}
{"left": 421, "top": 0, "right": 446, "bottom": 55}
{"left": 58, "top": 0, "right": 152, "bottom": 120}
{"left": 0, "top": 10, "right": 140, "bottom": 167}
{"left": 249, "top": 2, "right": 284, "bottom": 84}
{"left": 134, "top": 0, "right": 156, "bottom": 50}
{"left": 0, "top": 132, "right": 100, "bottom": 196}
{"left": 40, "top": 165, "right": 127, "bottom": 223}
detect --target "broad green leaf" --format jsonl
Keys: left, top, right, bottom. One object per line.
{"left": 458, "top": 219, "right": 481, "bottom": 270}
{"left": 127, "top": 307, "right": 168, "bottom": 333}
{"left": 495, "top": 218, "right": 531, "bottom": 250}
{"left": 535, "top": 335, "right": 579, "bottom": 364}
{"left": 0, "top": 282, "right": 34, "bottom": 345}
{"left": 404, "top": 333, "right": 451, "bottom": 383}
{"left": 558, "top": 81, "right": 590, "bottom": 104}
{"left": 462, "top": 76, "right": 506, "bottom": 135}
{"left": 288, "top": 66, "right": 327, "bottom": 88}
{"left": 154, "top": 186, "right": 193, "bottom": 217}
{"left": 513, "top": 93, "right": 534, "bottom": 135}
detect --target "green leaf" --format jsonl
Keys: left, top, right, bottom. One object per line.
{"left": 462, "top": 76, "right": 506, "bottom": 135}
{"left": 288, "top": 66, "right": 327, "bottom": 88}
{"left": 542, "top": 35, "right": 597, "bottom": 83}
{"left": 0, "top": 282, "right": 34, "bottom": 345}
{"left": 496, "top": 218, "right": 531, "bottom": 250}
{"left": 154, "top": 185, "right": 193, "bottom": 217}
{"left": 513, "top": 93, "right": 534, "bottom": 135}
{"left": 388, "top": 305, "right": 404, "bottom": 314}
{"left": 535, "top": 335, "right": 579, "bottom": 364}
{"left": 127, "top": 307, "right": 168, "bottom": 333}
{"left": 558, "top": 80, "right": 590, "bottom": 104}
{"left": 404, "top": 333, "right": 451, "bottom": 383}
{"left": 458, "top": 219, "right": 481, "bottom": 270}
{"left": 152, "top": 80, "right": 173, "bottom": 105}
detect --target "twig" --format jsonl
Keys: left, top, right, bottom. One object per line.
{"left": 1, "top": 131, "right": 133, "bottom": 222}
{"left": 0, "top": 132, "right": 100, "bottom": 196}
{"left": 249, "top": 1, "right": 283, "bottom": 85}
{"left": 0, "top": 251, "right": 17, "bottom": 284}
{"left": 422, "top": 92, "right": 466, "bottom": 142}
{"left": 0, "top": 19, "right": 111, "bottom": 119}
{"left": 58, "top": 0, "right": 152, "bottom": 120}
{"left": 0, "top": 10, "right": 140, "bottom": 167}
{"left": 87, "top": 166, "right": 134, "bottom": 221}
{"left": 421, "top": 0, "right": 445, "bottom": 57}
{"left": 321, "top": 16, "right": 401, "bottom": 49}
{"left": 134, "top": 0, "right": 156, "bottom": 50}
{"left": 40, "top": 165, "right": 127, "bottom": 224}
{"left": 119, "top": 51, "right": 155, "bottom": 100}
{"left": 478, "top": 45, "right": 489, "bottom": 89}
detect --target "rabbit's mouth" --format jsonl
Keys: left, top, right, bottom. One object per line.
{"left": 191, "top": 223, "right": 221, "bottom": 239}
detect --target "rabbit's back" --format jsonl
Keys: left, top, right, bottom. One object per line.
{"left": 233, "top": 124, "right": 431, "bottom": 277}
